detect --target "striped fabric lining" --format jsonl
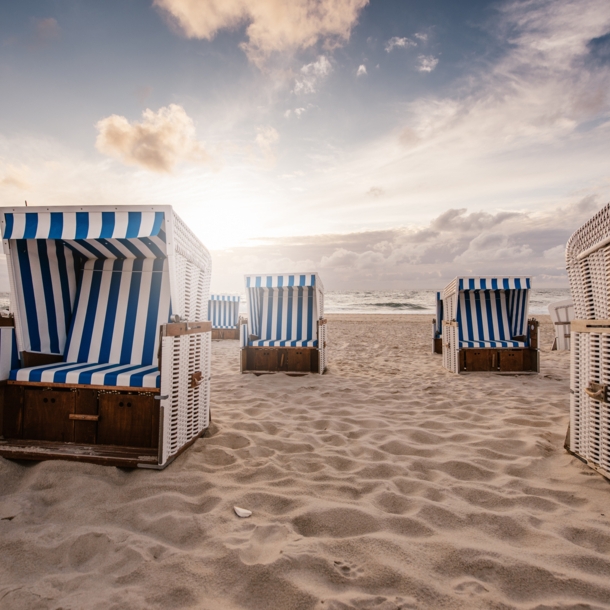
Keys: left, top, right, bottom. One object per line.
{"left": 7, "top": 211, "right": 171, "bottom": 388}
{"left": 457, "top": 290, "right": 528, "bottom": 348}
{"left": 457, "top": 277, "right": 531, "bottom": 291}
{"left": 64, "top": 258, "right": 171, "bottom": 364}
{"left": 245, "top": 274, "right": 316, "bottom": 289}
{"left": 0, "top": 327, "right": 20, "bottom": 380}
{"left": 248, "top": 286, "right": 318, "bottom": 347}
{"left": 63, "top": 234, "right": 167, "bottom": 259}
{"left": 247, "top": 286, "right": 262, "bottom": 338}
{"left": 508, "top": 289, "right": 529, "bottom": 337}
{"left": 11, "top": 239, "right": 82, "bottom": 354}
{"left": 11, "top": 362, "right": 159, "bottom": 388}
{"left": 435, "top": 292, "right": 443, "bottom": 336}
{"left": 208, "top": 295, "right": 240, "bottom": 329}
{"left": 4, "top": 211, "right": 164, "bottom": 240}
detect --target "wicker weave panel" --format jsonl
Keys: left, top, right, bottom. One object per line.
{"left": 160, "top": 331, "right": 211, "bottom": 465}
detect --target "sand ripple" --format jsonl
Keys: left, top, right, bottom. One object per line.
{"left": 1, "top": 315, "right": 610, "bottom": 609}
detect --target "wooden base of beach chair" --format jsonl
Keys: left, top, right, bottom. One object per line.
{"left": 457, "top": 347, "right": 539, "bottom": 373}
{"left": 211, "top": 328, "right": 240, "bottom": 340}
{"left": 0, "top": 382, "right": 172, "bottom": 468}
{"left": 433, "top": 338, "right": 442, "bottom": 354}
{"left": 240, "top": 346, "right": 323, "bottom": 374}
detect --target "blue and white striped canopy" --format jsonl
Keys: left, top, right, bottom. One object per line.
{"left": 245, "top": 273, "right": 323, "bottom": 347}
{"left": 457, "top": 289, "right": 530, "bottom": 348}
{"left": 2, "top": 207, "right": 172, "bottom": 388}
{"left": 245, "top": 273, "right": 319, "bottom": 289}
{"left": 208, "top": 294, "right": 240, "bottom": 329}
{"left": 3, "top": 211, "right": 164, "bottom": 240}
{"left": 457, "top": 277, "right": 531, "bottom": 291}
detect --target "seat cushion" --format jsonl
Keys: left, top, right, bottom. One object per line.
{"left": 10, "top": 362, "right": 160, "bottom": 388}
{"left": 459, "top": 340, "right": 527, "bottom": 348}
{"left": 248, "top": 339, "right": 318, "bottom": 347}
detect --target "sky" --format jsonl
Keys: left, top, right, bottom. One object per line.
{"left": 0, "top": 0, "right": 609, "bottom": 292}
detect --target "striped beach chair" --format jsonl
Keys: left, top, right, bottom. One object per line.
{"left": 441, "top": 276, "right": 539, "bottom": 373}
{"left": 0, "top": 205, "right": 212, "bottom": 469}
{"left": 241, "top": 273, "right": 327, "bottom": 374}
{"left": 566, "top": 202, "right": 610, "bottom": 478}
{"left": 209, "top": 294, "right": 241, "bottom": 340}
{"left": 432, "top": 291, "right": 443, "bottom": 354}
{"left": 548, "top": 299, "right": 574, "bottom": 351}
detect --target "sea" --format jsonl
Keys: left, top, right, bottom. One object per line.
{"left": 322, "top": 289, "right": 571, "bottom": 315}
{"left": 0, "top": 289, "right": 572, "bottom": 316}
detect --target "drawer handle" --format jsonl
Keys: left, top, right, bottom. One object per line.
{"left": 69, "top": 414, "right": 99, "bottom": 422}
{"left": 585, "top": 382, "right": 607, "bottom": 402}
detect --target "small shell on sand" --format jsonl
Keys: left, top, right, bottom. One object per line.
{"left": 234, "top": 506, "right": 252, "bottom": 518}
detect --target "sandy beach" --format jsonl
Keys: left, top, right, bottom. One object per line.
{"left": 1, "top": 314, "right": 609, "bottom": 610}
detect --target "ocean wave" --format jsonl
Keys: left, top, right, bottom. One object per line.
{"left": 364, "top": 302, "right": 427, "bottom": 310}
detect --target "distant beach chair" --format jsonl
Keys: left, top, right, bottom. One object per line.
{"left": 241, "top": 273, "right": 327, "bottom": 374}
{"left": 0, "top": 205, "right": 212, "bottom": 469}
{"left": 209, "top": 294, "right": 241, "bottom": 340}
{"left": 548, "top": 299, "right": 574, "bottom": 351}
{"left": 441, "top": 276, "right": 539, "bottom": 373}
{"left": 432, "top": 291, "right": 443, "bottom": 354}
{"left": 566, "top": 202, "right": 610, "bottom": 478}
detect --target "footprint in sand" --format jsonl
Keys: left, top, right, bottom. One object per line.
{"left": 229, "top": 524, "right": 301, "bottom": 565}
{"left": 453, "top": 579, "right": 490, "bottom": 596}
{"left": 332, "top": 560, "right": 364, "bottom": 579}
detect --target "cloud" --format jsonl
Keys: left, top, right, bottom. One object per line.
{"left": 414, "top": 32, "right": 428, "bottom": 42}
{"left": 0, "top": 163, "right": 30, "bottom": 190}
{"left": 294, "top": 55, "right": 332, "bottom": 94}
{"left": 357, "top": 64, "right": 367, "bottom": 76}
{"left": 153, "top": 0, "right": 369, "bottom": 64}
{"left": 417, "top": 55, "right": 438, "bottom": 72}
{"left": 366, "top": 186, "right": 384, "bottom": 198}
{"left": 30, "top": 17, "right": 60, "bottom": 48}
{"left": 210, "top": 197, "right": 602, "bottom": 290}
{"left": 385, "top": 36, "right": 416, "bottom": 52}
{"left": 95, "top": 104, "right": 211, "bottom": 172}
{"left": 255, "top": 126, "right": 279, "bottom": 164}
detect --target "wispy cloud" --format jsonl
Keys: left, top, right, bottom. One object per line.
{"left": 417, "top": 55, "right": 438, "bottom": 72}
{"left": 357, "top": 64, "right": 367, "bottom": 76}
{"left": 255, "top": 126, "right": 279, "bottom": 165}
{"left": 153, "top": 0, "right": 369, "bottom": 65}
{"left": 385, "top": 36, "right": 416, "bottom": 52}
{"left": 30, "top": 17, "right": 60, "bottom": 49}
{"left": 294, "top": 55, "right": 332, "bottom": 94}
{"left": 95, "top": 104, "right": 211, "bottom": 172}
{"left": 0, "top": 162, "right": 30, "bottom": 190}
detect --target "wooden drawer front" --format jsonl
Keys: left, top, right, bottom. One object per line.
{"left": 250, "top": 349, "right": 276, "bottom": 371}
{"left": 499, "top": 350, "right": 524, "bottom": 372}
{"left": 23, "top": 389, "right": 75, "bottom": 442}
{"left": 98, "top": 394, "right": 158, "bottom": 448}
{"left": 2, "top": 385, "right": 24, "bottom": 439}
{"left": 462, "top": 350, "right": 493, "bottom": 371}
{"left": 287, "top": 349, "right": 311, "bottom": 372}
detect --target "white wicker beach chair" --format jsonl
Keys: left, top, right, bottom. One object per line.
{"left": 566, "top": 202, "right": 610, "bottom": 478}
{"left": 441, "top": 276, "right": 539, "bottom": 373}
{"left": 240, "top": 273, "right": 327, "bottom": 374}
{"left": 548, "top": 299, "right": 574, "bottom": 351}
{"left": 209, "top": 294, "right": 241, "bottom": 340}
{"left": 0, "top": 205, "right": 212, "bottom": 468}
